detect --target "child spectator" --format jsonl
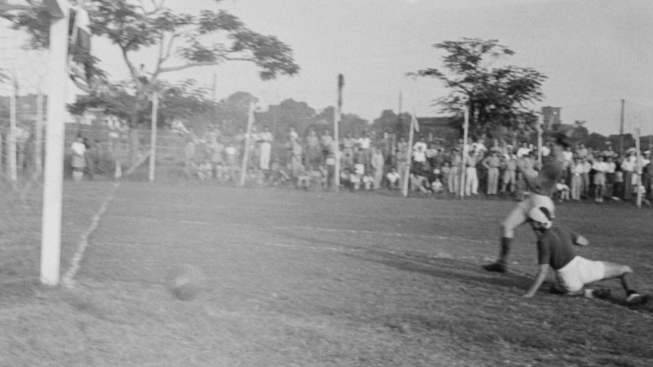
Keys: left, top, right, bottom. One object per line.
{"left": 362, "top": 173, "right": 374, "bottom": 190}
{"left": 350, "top": 168, "right": 362, "bottom": 190}
{"left": 556, "top": 179, "right": 570, "bottom": 201}
{"left": 296, "top": 164, "right": 311, "bottom": 189}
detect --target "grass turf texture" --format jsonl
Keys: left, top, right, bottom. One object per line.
{"left": 1, "top": 181, "right": 652, "bottom": 367}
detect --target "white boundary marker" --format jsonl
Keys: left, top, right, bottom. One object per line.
{"left": 61, "top": 182, "right": 119, "bottom": 288}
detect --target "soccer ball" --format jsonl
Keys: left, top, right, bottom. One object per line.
{"left": 165, "top": 264, "right": 205, "bottom": 301}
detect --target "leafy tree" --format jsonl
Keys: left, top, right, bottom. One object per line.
{"left": 409, "top": 38, "right": 546, "bottom": 140}
{"left": 216, "top": 91, "right": 257, "bottom": 135}
{"left": 257, "top": 99, "right": 316, "bottom": 140}
{"left": 3, "top": 0, "right": 299, "bottom": 161}
{"left": 340, "top": 113, "right": 369, "bottom": 137}
{"left": 371, "top": 109, "right": 411, "bottom": 138}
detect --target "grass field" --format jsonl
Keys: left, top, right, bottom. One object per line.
{"left": 1, "top": 181, "right": 653, "bottom": 367}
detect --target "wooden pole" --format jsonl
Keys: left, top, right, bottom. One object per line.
{"left": 635, "top": 119, "right": 642, "bottom": 208}
{"left": 334, "top": 74, "right": 343, "bottom": 190}
{"left": 402, "top": 114, "right": 415, "bottom": 197}
{"left": 239, "top": 101, "right": 255, "bottom": 186}
{"left": 460, "top": 106, "right": 469, "bottom": 198}
{"left": 619, "top": 99, "right": 625, "bottom": 156}
{"left": 148, "top": 93, "right": 159, "bottom": 182}
{"left": 40, "top": 1, "right": 69, "bottom": 286}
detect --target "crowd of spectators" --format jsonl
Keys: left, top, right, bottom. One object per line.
{"left": 182, "top": 125, "right": 653, "bottom": 204}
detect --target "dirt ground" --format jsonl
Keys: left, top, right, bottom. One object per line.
{"left": 1, "top": 181, "right": 652, "bottom": 367}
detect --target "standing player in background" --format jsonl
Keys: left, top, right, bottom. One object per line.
{"left": 484, "top": 130, "right": 572, "bottom": 273}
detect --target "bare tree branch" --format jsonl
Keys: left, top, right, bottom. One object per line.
{"left": 158, "top": 56, "right": 255, "bottom": 74}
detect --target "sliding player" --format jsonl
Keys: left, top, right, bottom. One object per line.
{"left": 522, "top": 207, "right": 647, "bottom": 305}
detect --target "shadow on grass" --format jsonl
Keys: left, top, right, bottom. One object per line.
{"left": 349, "top": 249, "right": 529, "bottom": 291}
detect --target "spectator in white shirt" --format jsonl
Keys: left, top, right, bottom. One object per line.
{"left": 592, "top": 155, "right": 608, "bottom": 202}
{"left": 516, "top": 142, "right": 531, "bottom": 158}
{"left": 412, "top": 137, "right": 428, "bottom": 171}
{"left": 357, "top": 131, "right": 372, "bottom": 172}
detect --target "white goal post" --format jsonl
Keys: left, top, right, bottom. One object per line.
{"left": 40, "top": 0, "right": 69, "bottom": 286}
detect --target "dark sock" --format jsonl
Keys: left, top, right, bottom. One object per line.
{"left": 499, "top": 237, "right": 512, "bottom": 264}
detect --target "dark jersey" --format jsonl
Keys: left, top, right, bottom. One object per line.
{"left": 537, "top": 225, "right": 581, "bottom": 270}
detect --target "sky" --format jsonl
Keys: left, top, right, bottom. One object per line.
{"left": 2, "top": 0, "right": 653, "bottom": 135}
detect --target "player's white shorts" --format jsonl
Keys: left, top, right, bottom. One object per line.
{"left": 519, "top": 193, "right": 555, "bottom": 217}
{"left": 555, "top": 256, "right": 606, "bottom": 292}
{"left": 502, "top": 193, "right": 555, "bottom": 236}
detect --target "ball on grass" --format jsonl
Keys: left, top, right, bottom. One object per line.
{"left": 165, "top": 264, "right": 205, "bottom": 301}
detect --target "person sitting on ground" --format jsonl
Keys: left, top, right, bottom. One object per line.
{"left": 522, "top": 206, "right": 647, "bottom": 305}
{"left": 410, "top": 171, "right": 432, "bottom": 194}
{"left": 386, "top": 167, "right": 401, "bottom": 190}
{"left": 432, "top": 178, "right": 444, "bottom": 194}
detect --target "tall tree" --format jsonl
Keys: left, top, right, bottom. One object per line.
{"left": 409, "top": 38, "right": 546, "bottom": 140}
{"left": 371, "top": 109, "right": 411, "bottom": 138}
{"left": 217, "top": 91, "right": 257, "bottom": 135}
{"left": 3, "top": 0, "right": 299, "bottom": 160}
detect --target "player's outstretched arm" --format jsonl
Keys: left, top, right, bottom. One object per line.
{"left": 523, "top": 264, "right": 549, "bottom": 298}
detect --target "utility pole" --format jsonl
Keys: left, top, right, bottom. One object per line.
{"left": 619, "top": 99, "right": 625, "bottom": 156}
{"left": 334, "top": 74, "right": 344, "bottom": 190}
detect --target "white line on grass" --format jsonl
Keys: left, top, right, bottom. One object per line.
{"left": 61, "top": 182, "right": 119, "bottom": 288}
